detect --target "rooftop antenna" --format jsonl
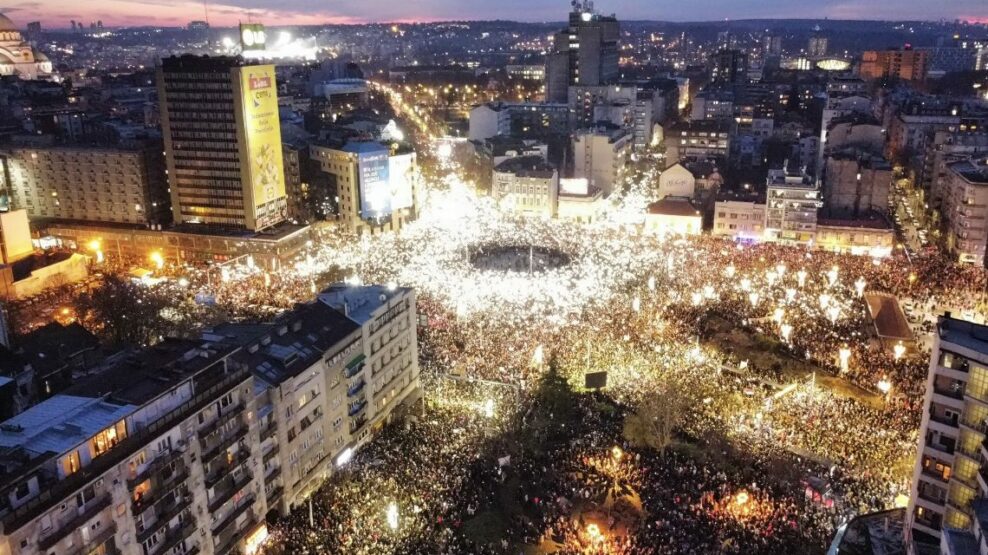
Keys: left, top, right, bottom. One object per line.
{"left": 203, "top": 0, "right": 209, "bottom": 25}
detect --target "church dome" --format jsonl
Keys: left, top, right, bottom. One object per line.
{"left": 0, "top": 14, "right": 17, "bottom": 33}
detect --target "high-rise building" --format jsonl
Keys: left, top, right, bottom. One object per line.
{"left": 544, "top": 0, "right": 620, "bottom": 103}
{"left": 905, "top": 314, "right": 988, "bottom": 553}
{"left": 808, "top": 35, "right": 829, "bottom": 57}
{"left": 763, "top": 35, "right": 783, "bottom": 56}
{"left": 860, "top": 48, "right": 930, "bottom": 81}
{"left": 709, "top": 49, "right": 749, "bottom": 84}
{"left": 158, "top": 55, "right": 288, "bottom": 231}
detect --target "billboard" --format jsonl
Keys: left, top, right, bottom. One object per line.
{"left": 239, "top": 65, "right": 286, "bottom": 230}
{"left": 240, "top": 24, "right": 267, "bottom": 51}
{"left": 388, "top": 153, "right": 415, "bottom": 212}
{"left": 358, "top": 149, "right": 391, "bottom": 219}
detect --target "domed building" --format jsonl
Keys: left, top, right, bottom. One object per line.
{"left": 0, "top": 13, "right": 53, "bottom": 79}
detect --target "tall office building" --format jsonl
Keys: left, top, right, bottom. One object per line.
{"left": 710, "top": 49, "right": 749, "bottom": 84}
{"left": 808, "top": 35, "right": 828, "bottom": 57}
{"left": 544, "top": 0, "right": 620, "bottom": 103}
{"left": 158, "top": 55, "right": 288, "bottom": 231}
{"left": 905, "top": 315, "right": 988, "bottom": 554}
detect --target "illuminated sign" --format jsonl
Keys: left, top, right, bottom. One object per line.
{"left": 240, "top": 23, "right": 267, "bottom": 51}
{"left": 358, "top": 148, "right": 392, "bottom": 219}
{"left": 238, "top": 65, "right": 286, "bottom": 230}
{"left": 244, "top": 523, "right": 269, "bottom": 555}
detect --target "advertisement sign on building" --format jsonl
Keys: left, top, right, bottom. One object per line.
{"left": 239, "top": 65, "right": 287, "bottom": 230}
{"left": 240, "top": 24, "right": 267, "bottom": 51}
{"left": 358, "top": 149, "right": 391, "bottom": 218}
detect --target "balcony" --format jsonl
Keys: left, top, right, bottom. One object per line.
{"left": 131, "top": 466, "right": 190, "bottom": 515}
{"left": 348, "top": 400, "right": 367, "bottom": 417}
{"left": 350, "top": 415, "right": 367, "bottom": 433}
{"left": 927, "top": 441, "right": 956, "bottom": 456}
{"left": 153, "top": 520, "right": 197, "bottom": 555}
{"left": 260, "top": 421, "right": 277, "bottom": 441}
{"left": 38, "top": 493, "right": 112, "bottom": 550}
{"left": 136, "top": 494, "right": 193, "bottom": 544}
{"left": 201, "top": 423, "right": 249, "bottom": 464}
{"left": 347, "top": 380, "right": 366, "bottom": 397}
{"left": 212, "top": 499, "right": 256, "bottom": 551}
{"left": 933, "top": 385, "right": 965, "bottom": 401}
{"left": 262, "top": 446, "right": 279, "bottom": 465}
{"left": 128, "top": 448, "right": 184, "bottom": 489}
{"left": 208, "top": 471, "right": 253, "bottom": 513}
{"left": 204, "top": 449, "right": 250, "bottom": 489}
{"left": 197, "top": 402, "right": 245, "bottom": 441}
{"left": 66, "top": 523, "right": 117, "bottom": 555}
{"left": 930, "top": 412, "right": 959, "bottom": 428}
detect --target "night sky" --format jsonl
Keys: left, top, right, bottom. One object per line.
{"left": 3, "top": 0, "right": 987, "bottom": 28}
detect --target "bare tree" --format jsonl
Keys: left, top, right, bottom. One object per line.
{"left": 623, "top": 379, "right": 688, "bottom": 453}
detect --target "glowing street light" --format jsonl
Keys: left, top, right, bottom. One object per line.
{"left": 482, "top": 398, "right": 495, "bottom": 418}
{"left": 797, "top": 269, "right": 807, "bottom": 288}
{"left": 611, "top": 446, "right": 623, "bottom": 461}
{"left": 632, "top": 297, "right": 641, "bottom": 312}
{"left": 691, "top": 292, "right": 703, "bottom": 306}
{"left": 725, "top": 265, "right": 736, "bottom": 278}
{"left": 740, "top": 278, "right": 752, "bottom": 292}
{"left": 532, "top": 344, "right": 544, "bottom": 366}
{"left": 775, "top": 264, "right": 786, "bottom": 277}
{"left": 780, "top": 323, "right": 792, "bottom": 343}
{"left": 818, "top": 293, "right": 831, "bottom": 310}
{"left": 647, "top": 275, "right": 656, "bottom": 291}
{"left": 749, "top": 292, "right": 760, "bottom": 306}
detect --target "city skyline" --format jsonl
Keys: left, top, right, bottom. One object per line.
{"left": 5, "top": 0, "right": 988, "bottom": 29}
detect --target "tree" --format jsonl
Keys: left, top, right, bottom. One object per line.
{"left": 623, "top": 378, "right": 688, "bottom": 453}
{"left": 74, "top": 275, "right": 171, "bottom": 347}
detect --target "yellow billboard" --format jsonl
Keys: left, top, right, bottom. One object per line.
{"left": 238, "top": 64, "right": 287, "bottom": 230}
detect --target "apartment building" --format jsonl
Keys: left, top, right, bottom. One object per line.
{"left": 0, "top": 284, "right": 423, "bottom": 555}
{"left": 712, "top": 197, "right": 766, "bottom": 241}
{"left": 941, "top": 156, "right": 988, "bottom": 266}
{"left": 906, "top": 315, "right": 988, "bottom": 554}
{"left": 0, "top": 339, "right": 265, "bottom": 555}
{"left": 572, "top": 125, "right": 632, "bottom": 196}
{"left": 764, "top": 167, "right": 822, "bottom": 245}
{"left": 1, "top": 144, "right": 170, "bottom": 226}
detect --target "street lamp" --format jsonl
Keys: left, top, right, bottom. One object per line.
{"left": 877, "top": 378, "right": 892, "bottom": 398}
{"left": 855, "top": 277, "right": 867, "bottom": 297}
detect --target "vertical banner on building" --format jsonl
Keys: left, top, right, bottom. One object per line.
{"left": 358, "top": 149, "right": 391, "bottom": 219}
{"left": 239, "top": 65, "right": 287, "bottom": 229}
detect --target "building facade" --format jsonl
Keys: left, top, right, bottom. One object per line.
{"left": 942, "top": 157, "right": 988, "bottom": 266}
{"left": 491, "top": 156, "right": 558, "bottom": 218}
{"left": 544, "top": 1, "right": 620, "bottom": 103}
{"left": 573, "top": 126, "right": 631, "bottom": 196}
{"left": 1, "top": 144, "right": 170, "bottom": 226}
{"left": 906, "top": 315, "right": 988, "bottom": 552}
{"left": 158, "top": 55, "right": 288, "bottom": 231}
